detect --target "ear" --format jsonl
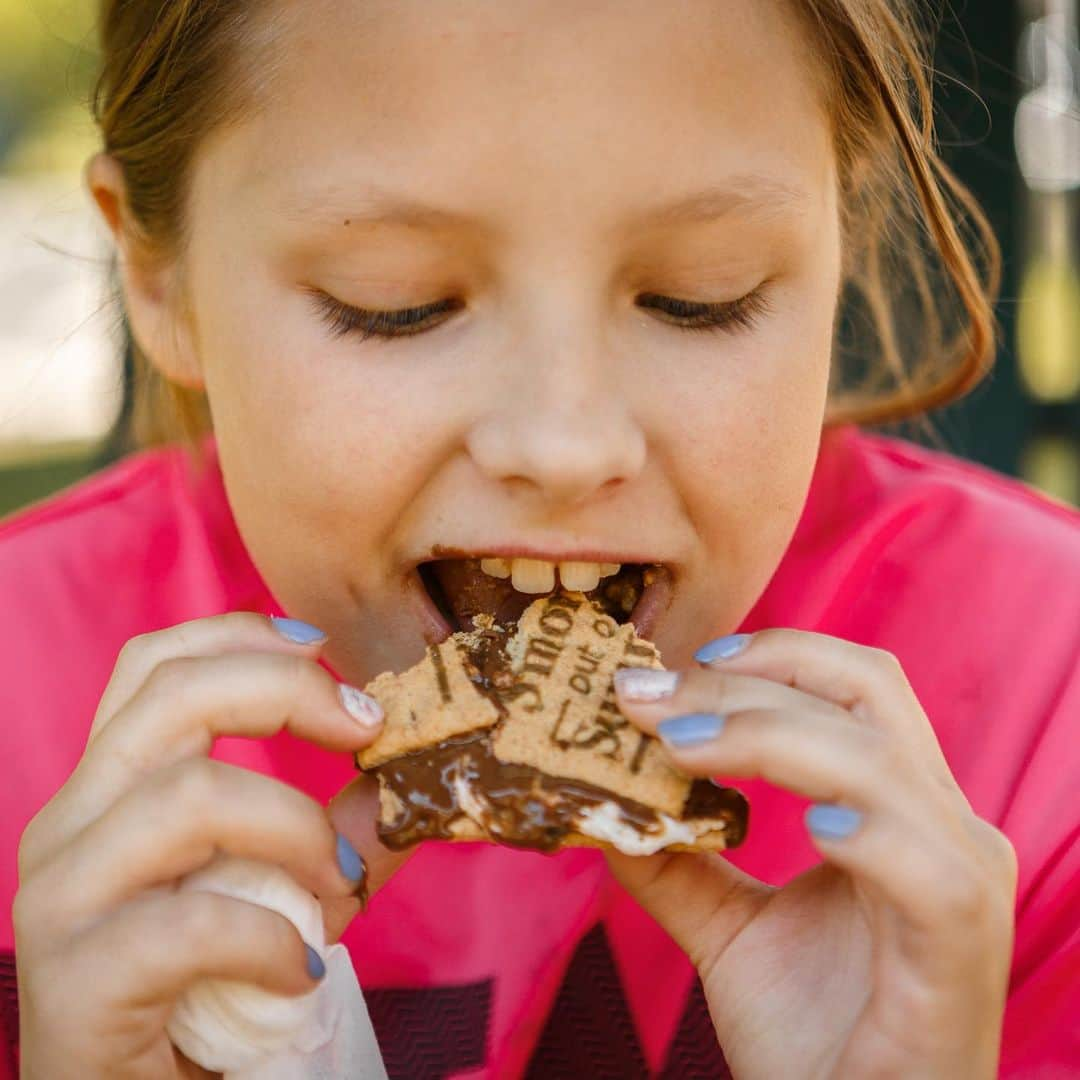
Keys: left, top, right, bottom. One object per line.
{"left": 85, "top": 152, "right": 204, "bottom": 389}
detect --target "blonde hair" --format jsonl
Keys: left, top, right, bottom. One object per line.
{"left": 92, "top": 0, "right": 1001, "bottom": 449}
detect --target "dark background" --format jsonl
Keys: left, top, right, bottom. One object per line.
{"left": 921, "top": 0, "right": 1078, "bottom": 486}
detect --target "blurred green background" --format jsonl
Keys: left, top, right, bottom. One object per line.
{"left": 0, "top": 0, "right": 1077, "bottom": 520}
{"left": 0, "top": 0, "right": 107, "bottom": 516}
{"left": 0, "top": 1, "right": 97, "bottom": 174}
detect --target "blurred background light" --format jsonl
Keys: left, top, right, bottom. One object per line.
{"left": 1015, "top": 1, "right": 1080, "bottom": 413}
{"left": 0, "top": 176, "right": 120, "bottom": 454}
{"left": 0, "top": 0, "right": 118, "bottom": 514}
{"left": 1014, "top": 8, "right": 1080, "bottom": 194}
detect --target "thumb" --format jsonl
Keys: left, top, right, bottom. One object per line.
{"left": 604, "top": 849, "right": 770, "bottom": 970}
{"left": 323, "top": 773, "right": 414, "bottom": 940}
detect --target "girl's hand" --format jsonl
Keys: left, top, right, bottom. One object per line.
{"left": 14, "top": 612, "right": 406, "bottom": 1080}
{"left": 610, "top": 630, "right": 1017, "bottom": 1080}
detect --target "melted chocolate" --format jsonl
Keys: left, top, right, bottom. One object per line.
{"left": 374, "top": 729, "right": 748, "bottom": 853}
{"left": 683, "top": 779, "right": 749, "bottom": 847}
{"left": 591, "top": 564, "right": 647, "bottom": 620}
{"left": 460, "top": 624, "right": 516, "bottom": 699}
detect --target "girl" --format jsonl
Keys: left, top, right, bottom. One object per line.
{"left": 3, "top": 0, "right": 1077, "bottom": 1076}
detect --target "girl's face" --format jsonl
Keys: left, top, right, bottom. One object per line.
{"left": 151, "top": 0, "right": 841, "bottom": 682}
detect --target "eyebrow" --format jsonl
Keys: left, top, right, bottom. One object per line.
{"left": 636, "top": 175, "right": 809, "bottom": 227}
{"left": 278, "top": 172, "right": 808, "bottom": 231}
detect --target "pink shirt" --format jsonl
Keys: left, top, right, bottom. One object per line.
{"left": 1, "top": 425, "right": 1077, "bottom": 1078}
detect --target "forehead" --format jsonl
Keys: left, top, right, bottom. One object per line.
{"left": 197, "top": 0, "right": 834, "bottom": 236}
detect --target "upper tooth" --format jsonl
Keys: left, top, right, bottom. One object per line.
{"left": 511, "top": 558, "right": 556, "bottom": 593}
{"left": 559, "top": 561, "right": 601, "bottom": 592}
{"left": 478, "top": 556, "right": 622, "bottom": 593}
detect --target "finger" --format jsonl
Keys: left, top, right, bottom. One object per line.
{"left": 644, "top": 693, "right": 981, "bottom": 880}
{"left": 92, "top": 611, "right": 330, "bottom": 738}
{"left": 694, "top": 630, "right": 919, "bottom": 720}
{"left": 639, "top": 695, "right": 971, "bottom": 837}
{"left": 603, "top": 848, "right": 770, "bottom": 976}
{"left": 614, "top": 662, "right": 882, "bottom": 798}
{"left": 803, "top": 802, "right": 1015, "bottom": 942}
{"left": 615, "top": 663, "right": 843, "bottom": 738}
{"left": 25, "top": 760, "right": 365, "bottom": 929}
{"left": 31, "top": 651, "right": 382, "bottom": 871}
{"left": 324, "top": 775, "right": 415, "bottom": 939}
{"left": 694, "top": 629, "right": 952, "bottom": 779}
{"left": 66, "top": 890, "right": 323, "bottom": 1007}
{"left": 98, "top": 649, "right": 383, "bottom": 759}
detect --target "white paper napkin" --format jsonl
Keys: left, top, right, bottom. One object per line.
{"left": 165, "top": 856, "right": 387, "bottom": 1079}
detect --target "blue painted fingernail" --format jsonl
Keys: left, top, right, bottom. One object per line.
{"left": 805, "top": 803, "right": 863, "bottom": 840}
{"left": 336, "top": 832, "right": 365, "bottom": 883}
{"left": 657, "top": 712, "right": 725, "bottom": 748}
{"left": 271, "top": 617, "right": 327, "bottom": 645}
{"left": 695, "top": 634, "right": 751, "bottom": 663}
{"left": 305, "top": 944, "right": 326, "bottom": 980}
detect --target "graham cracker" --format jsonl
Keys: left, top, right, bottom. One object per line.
{"left": 358, "top": 638, "right": 500, "bottom": 768}
{"left": 491, "top": 592, "right": 691, "bottom": 818}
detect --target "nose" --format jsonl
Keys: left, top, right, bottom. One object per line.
{"left": 466, "top": 351, "right": 647, "bottom": 507}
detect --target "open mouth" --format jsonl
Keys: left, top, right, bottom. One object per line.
{"left": 415, "top": 555, "right": 673, "bottom": 640}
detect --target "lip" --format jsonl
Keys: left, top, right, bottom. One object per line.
{"left": 406, "top": 549, "right": 676, "bottom": 644}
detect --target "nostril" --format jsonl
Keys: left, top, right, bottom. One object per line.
{"left": 596, "top": 477, "right": 627, "bottom": 500}
{"left": 465, "top": 406, "right": 646, "bottom": 505}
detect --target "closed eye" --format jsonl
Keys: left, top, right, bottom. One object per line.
{"left": 309, "top": 284, "right": 772, "bottom": 342}
{"left": 309, "top": 291, "right": 463, "bottom": 340}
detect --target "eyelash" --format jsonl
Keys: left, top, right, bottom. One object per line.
{"left": 310, "top": 285, "right": 772, "bottom": 342}
{"left": 637, "top": 289, "right": 772, "bottom": 335}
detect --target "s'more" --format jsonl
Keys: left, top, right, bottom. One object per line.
{"left": 356, "top": 591, "right": 748, "bottom": 856}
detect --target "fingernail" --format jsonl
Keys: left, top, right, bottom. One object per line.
{"left": 613, "top": 668, "right": 680, "bottom": 702}
{"left": 305, "top": 944, "right": 326, "bottom": 981}
{"left": 695, "top": 634, "right": 751, "bottom": 664}
{"left": 657, "top": 712, "right": 725, "bottom": 748}
{"left": 271, "top": 617, "right": 327, "bottom": 645}
{"left": 339, "top": 684, "right": 384, "bottom": 728}
{"left": 805, "top": 803, "right": 863, "bottom": 840}
{"left": 336, "top": 832, "right": 366, "bottom": 884}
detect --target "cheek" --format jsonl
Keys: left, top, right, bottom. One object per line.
{"left": 658, "top": 282, "right": 834, "bottom": 566}
{"left": 186, "top": 263, "right": 457, "bottom": 569}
